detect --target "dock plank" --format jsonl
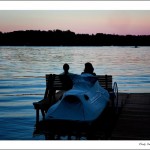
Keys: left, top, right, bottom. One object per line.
{"left": 111, "top": 93, "right": 150, "bottom": 140}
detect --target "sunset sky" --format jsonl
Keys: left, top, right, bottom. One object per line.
{"left": 0, "top": 2, "right": 150, "bottom": 35}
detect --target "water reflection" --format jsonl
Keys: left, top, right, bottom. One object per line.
{"left": 0, "top": 46, "right": 150, "bottom": 93}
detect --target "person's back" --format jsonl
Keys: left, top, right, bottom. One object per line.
{"left": 60, "top": 63, "right": 73, "bottom": 90}
{"left": 81, "top": 62, "right": 96, "bottom": 76}
{"left": 63, "top": 63, "right": 69, "bottom": 75}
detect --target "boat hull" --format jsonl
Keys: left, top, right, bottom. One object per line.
{"left": 45, "top": 74, "right": 110, "bottom": 122}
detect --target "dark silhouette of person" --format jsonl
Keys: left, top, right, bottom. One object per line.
{"left": 63, "top": 63, "right": 69, "bottom": 75}
{"left": 82, "top": 62, "right": 96, "bottom": 76}
{"left": 60, "top": 63, "right": 73, "bottom": 90}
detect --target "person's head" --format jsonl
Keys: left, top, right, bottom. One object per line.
{"left": 63, "top": 63, "right": 69, "bottom": 73}
{"left": 84, "top": 62, "right": 94, "bottom": 74}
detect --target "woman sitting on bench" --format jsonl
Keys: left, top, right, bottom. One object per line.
{"left": 81, "top": 62, "right": 96, "bottom": 76}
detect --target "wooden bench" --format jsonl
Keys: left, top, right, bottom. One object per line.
{"left": 33, "top": 74, "right": 118, "bottom": 123}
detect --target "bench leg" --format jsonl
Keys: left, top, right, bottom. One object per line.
{"left": 36, "top": 109, "right": 39, "bottom": 123}
{"left": 41, "top": 109, "right": 45, "bottom": 120}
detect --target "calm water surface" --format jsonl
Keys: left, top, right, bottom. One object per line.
{"left": 0, "top": 46, "right": 150, "bottom": 140}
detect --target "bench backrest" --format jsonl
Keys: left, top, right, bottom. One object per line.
{"left": 96, "top": 75, "right": 112, "bottom": 91}
{"left": 45, "top": 74, "right": 112, "bottom": 91}
{"left": 43, "top": 74, "right": 113, "bottom": 104}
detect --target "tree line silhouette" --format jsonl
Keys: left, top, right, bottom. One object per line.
{"left": 0, "top": 29, "right": 150, "bottom": 46}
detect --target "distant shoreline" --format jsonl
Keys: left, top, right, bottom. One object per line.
{"left": 0, "top": 29, "right": 150, "bottom": 46}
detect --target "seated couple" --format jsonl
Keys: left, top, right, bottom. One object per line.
{"left": 61, "top": 62, "right": 96, "bottom": 76}
{"left": 56, "top": 62, "right": 98, "bottom": 102}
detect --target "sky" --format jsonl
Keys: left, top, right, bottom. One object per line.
{"left": 0, "top": 10, "right": 150, "bottom": 35}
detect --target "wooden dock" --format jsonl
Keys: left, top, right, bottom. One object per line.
{"left": 111, "top": 93, "right": 150, "bottom": 140}
{"left": 34, "top": 93, "right": 150, "bottom": 140}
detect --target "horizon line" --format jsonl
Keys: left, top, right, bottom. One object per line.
{"left": 1, "top": 29, "right": 150, "bottom": 37}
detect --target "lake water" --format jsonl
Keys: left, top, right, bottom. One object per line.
{"left": 0, "top": 46, "right": 150, "bottom": 140}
